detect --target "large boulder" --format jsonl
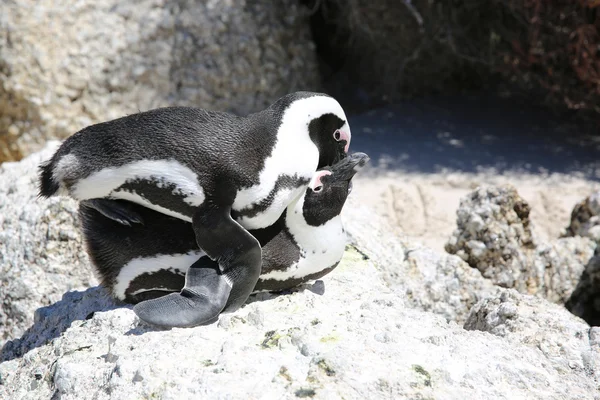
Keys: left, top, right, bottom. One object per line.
{"left": 1, "top": 248, "right": 598, "bottom": 399}
{"left": 465, "top": 289, "right": 599, "bottom": 381}
{"left": 445, "top": 185, "right": 537, "bottom": 288}
{"left": 0, "top": 0, "right": 319, "bottom": 162}
{"left": 565, "top": 191, "right": 600, "bottom": 245}
{"left": 341, "top": 198, "right": 498, "bottom": 325}
{"left": 446, "top": 185, "right": 596, "bottom": 305}
{"left": 562, "top": 191, "right": 600, "bottom": 325}
{"left": 1, "top": 146, "right": 599, "bottom": 399}
{"left": 0, "top": 142, "right": 97, "bottom": 342}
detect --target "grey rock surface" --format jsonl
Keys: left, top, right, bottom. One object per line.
{"left": 565, "top": 191, "right": 600, "bottom": 244}
{"left": 465, "top": 289, "right": 599, "bottom": 382}
{"left": 1, "top": 288, "right": 118, "bottom": 362}
{"left": 0, "top": 143, "right": 97, "bottom": 342}
{"left": 445, "top": 185, "right": 536, "bottom": 288}
{"left": 0, "top": 0, "right": 319, "bottom": 162}
{"left": 342, "top": 198, "right": 498, "bottom": 325}
{"left": 535, "top": 237, "right": 596, "bottom": 304}
{"left": 567, "top": 253, "right": 600, "bottom": 326}
{"left": 1, "top": 248, "right": 599, "bottom": 400}
{"left": 446, "top": 185, "right": 596, "bottom": 305}
{"left": 563, "top": 191, "right": 600, "bottom": 326}
{"left": 1, "top": 146, "right": 599, "bottom": 399}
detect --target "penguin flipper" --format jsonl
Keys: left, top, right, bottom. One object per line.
{"left": 81, "top": 199, "right": 144, "bottom": 226}
{"left": 191, "top": 204, "right": 263, "bottom": 312}
{"left": 133, "top": 256, "right": 231, "bottom": 328}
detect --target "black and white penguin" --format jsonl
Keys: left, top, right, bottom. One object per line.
{"left": 38, "top": 92, "right": 351, "bottom": 327}
{"left": 78, "top": 153, "right": 369, "bottom": 319}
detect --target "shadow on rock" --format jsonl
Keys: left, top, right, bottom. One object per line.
{"left": 566, "top": 253, "right": 600, "bottom": 326}
{"left": 246, "top": 280, "right": 327, "bottom": 305}
{"left": 350, "top": 95, "right": 600, "bottom": 180}
{"left": 122, "top": 282, "right": 326, "bottom": 336}
{"left": 1, "top": 286, "right": 122, "bottom": 362}
{"left": 1, "top": 281, "right": 329, "bottom": 359}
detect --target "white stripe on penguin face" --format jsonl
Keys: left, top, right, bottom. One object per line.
{"left": 233, "top": 95, "right": 349, "bottom": 229}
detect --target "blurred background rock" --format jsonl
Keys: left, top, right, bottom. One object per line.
{"left": 307, "top": 0, "right": 600, "bottom": 117}
{"left": 2, "top": 0, "right": 600, "bottom": 162}
{"left": 0, "top": 0, "right": 319, "bottom": 162}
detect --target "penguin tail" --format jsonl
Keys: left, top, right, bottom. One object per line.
{"left": 38, "top": 159, "right": 60, "bottom": 198}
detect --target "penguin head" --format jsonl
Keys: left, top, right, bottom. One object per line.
{"left": 309, "top": 111, "right": 351, "bottom": 169}
{"left": 301, "top": 152, "right": 370, "bottom": 226}
{"left": 271, "top": 92, "right": 351, "bottom": 168}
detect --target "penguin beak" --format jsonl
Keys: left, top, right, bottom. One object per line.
{"left": 329, "top": 152, "right": 370, "bottom": 182}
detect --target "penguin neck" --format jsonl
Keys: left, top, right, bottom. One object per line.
{"left": 285, "top": 195, "right": 344, "bottom": 253}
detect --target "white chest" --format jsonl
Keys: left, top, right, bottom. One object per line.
{"left": 260, "top": 215, "right": 347, "bottom": 281}
{"left": 232, "top": 131, "right": 319, "bottom": 230}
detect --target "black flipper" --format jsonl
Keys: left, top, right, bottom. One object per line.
{"left": 133, "top": 256, "right": 231, "bottom": 327}
{"left": 80, "top": 199, "right": 144, "bottom": 227}
{"left": 191, "top": 204, "right": 263, "bottom": 313}
{"left": 132, "top": 200, "right": 262, "bottom": 327}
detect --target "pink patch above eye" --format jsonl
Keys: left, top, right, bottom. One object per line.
{"left": 335, "top": 130, "right": 351, "bottom": 153}
{"left": 311, "top": 170, "right": 332, "bottom": 189}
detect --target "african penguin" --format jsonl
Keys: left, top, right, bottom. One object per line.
{"left": 78, "top": 153, "right": 369, "bottom": 320}
{"left": 38, "top": 92, "right": 351, "bottom": 327}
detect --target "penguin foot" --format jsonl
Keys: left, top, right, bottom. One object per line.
{"left": 133, "top": 258, "right": 231, "bottom": 328}
{"left": 81, "top": 199, "right": 144, "bottom": 226}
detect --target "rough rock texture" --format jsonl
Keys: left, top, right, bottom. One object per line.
{"left": 0, "top": 143, "right": 495, "bottom": 343}
{"left": 567, "top": 254, "right": 600, "bottom": 327}
{"left": 341, "top": 199, "right": 499, "bottom": 325}
{"left": 1, "top": 288, "right": 118, "bottom": 362}
{"left": 445, "top": 185, "right": 537, "bottom": 287}
{"left": 563, "top": 191, "right": 600, "bottom": 326}
{"left": 0, "top": 0, "right": 319, "bottom": 162}
{"left": 465, "top": 289, "right": 599, "bottom": 382}
{"left": 1, "top": 249, "right": 599, "bottom": 399}
{"left": 0, "top": 142, "right": 97, "bottom": 341}
{"left": 534, "top": 237, "right": 596, "bottom": 304}
{"left": 566, "top": 191, "right": 600, "bottom": 245}
{"left": 446, "top": 185, "right": 596, "bottom": 305}
{"left": 1, "top": 146, "right": 599, "bottom": 398}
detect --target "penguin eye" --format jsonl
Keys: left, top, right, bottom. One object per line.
{"left": 313, "top": 185, "right": 323, "bottom": 193}
{"left": 333, "top": 130, "right": 341, "bottom": 141}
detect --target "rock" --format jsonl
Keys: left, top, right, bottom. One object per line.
{"left": 2, "top": 146, "right": 599, "bottom": 398}
{"left": 342, "top": 198, "right": 498, "bottom": 325}
{"left": 445, "top": 185, "right": 536, "bottom": 288}
{"left": 0, "top": 142, "right": 97, "bottom": 342}
{"left": 1, "top": 248, "right": 599, "bottom": 399}
{"left": 1, "top": 288, "right": 118, "bottom": 362}
{"left": 562, "top": 191, "right": 600, "bottom": 326}
{"left": 535, "top": 237, "right": 596, "bottom": 304}
{"left": 310, "top": 0, "right": 491, "bottom": 112}
{"left": 0, "top": 0, "right": 319, "bottom": 162}
{"left": 446, "top": 185, "right": 596, "bottom": 305}
{"left": 565, "top": 191, "right": 600, "bottom": 244}
{"left": 567, "top": 254, "right": 600, "bottom": 326}
{"left": 465, "top": 289, "right": 599, "bottom": 381}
